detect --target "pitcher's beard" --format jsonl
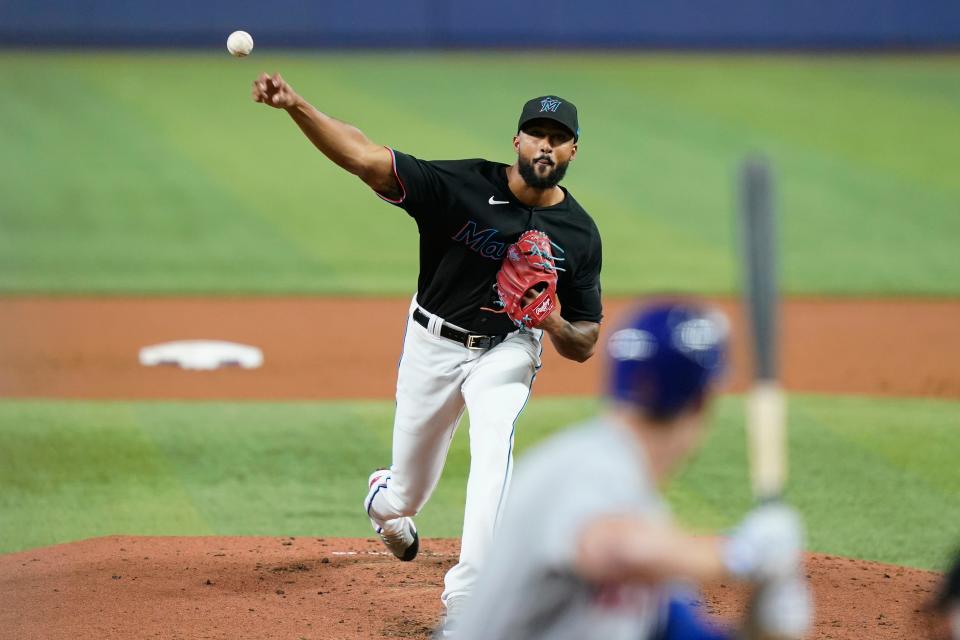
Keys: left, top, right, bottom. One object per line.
{"left": 518, "top": 156, "right": 569, "bottom": 190}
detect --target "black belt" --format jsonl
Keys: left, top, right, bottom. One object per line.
{"left": 413, "top": 307, "right": 509, "bottom": 350}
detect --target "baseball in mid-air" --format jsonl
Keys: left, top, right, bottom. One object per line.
{"left": 227, "top": 30, "right": 254, "bottom": 57}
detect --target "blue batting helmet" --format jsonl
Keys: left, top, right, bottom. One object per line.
{"left": 607, "top": 301, "right": 729, "bottom": 420}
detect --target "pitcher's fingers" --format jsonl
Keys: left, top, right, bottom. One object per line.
{"left": 272, "top": 72, "right": 289, "bottom": 92}
{"left": 251, "top": 79, "right": 266, "bottom": 100}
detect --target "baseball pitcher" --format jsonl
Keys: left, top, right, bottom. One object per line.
{"left": 448, "top": 301, "right": 812, "bottom": 640}
{"left": 251, "top": 74, "right": 603, "bottom": 630}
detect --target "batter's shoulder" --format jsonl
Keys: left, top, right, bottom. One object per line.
{"left": 520, "top": 420, "right": 613, "bottom": 473}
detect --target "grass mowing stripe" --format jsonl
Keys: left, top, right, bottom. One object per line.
{"left": 131, "top": 402, "right": 394, "bottom": 536}
{"left": 83, "top": 55, "right": 418, "bottom": 277}
{"left": 801, "top": 395, "right": 960, "bottom": 491}
{"left": 612, "top": 58, "right": 960, "bottom": 194}
{"left": 0, "top": 56, "right": 324, "bottom": 294}
{"left": 1, "top": 52, "right": 958, "bottom": 295}
{"left": 1, "top": 394, "right": 957, "bottom": 569}
{"left": 572, "top": 60, "right": 960, "bottom": 295}
{"left": 0, "top": 403, "right": 211, "bottom": 549}
{"left": 789, "top": 398, "right": 960, "bottom": 569}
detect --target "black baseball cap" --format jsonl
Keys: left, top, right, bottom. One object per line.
{"left": 517, "top": 96, "right": 579, "bottom": 142}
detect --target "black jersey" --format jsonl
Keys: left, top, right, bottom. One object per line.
{"left": 377, "top": 149, "right": 603, "bottom": 335}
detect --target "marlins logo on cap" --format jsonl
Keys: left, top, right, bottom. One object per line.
{"left": 540, "top": 97, "right": 562, "bottom": 113}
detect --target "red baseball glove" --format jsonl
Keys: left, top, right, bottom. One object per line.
{"left": 491, "top": 230, "right": 565, "bottom": 329}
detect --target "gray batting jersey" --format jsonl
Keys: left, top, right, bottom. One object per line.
{"left": 452, "top": 417, "right": 671, "bottom": 640}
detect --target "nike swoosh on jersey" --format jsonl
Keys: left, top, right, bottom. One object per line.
{"left": 488, "top": 196, "right": 510, "bottom": 205}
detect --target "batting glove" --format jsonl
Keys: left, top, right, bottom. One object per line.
{"left": 723, "top": 503, "right": 804, "bottom": 583}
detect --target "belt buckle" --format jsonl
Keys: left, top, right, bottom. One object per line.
{"left": 465, "top": 334, "right": 486, "bottom": 350}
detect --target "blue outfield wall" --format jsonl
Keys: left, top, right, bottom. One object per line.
{"left": 1, "top": 0, "right": 959, "bottom": 48}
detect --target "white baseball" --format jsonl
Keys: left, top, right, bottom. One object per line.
{"left": 227, "top": 30, "right": 254, "bottom": 57}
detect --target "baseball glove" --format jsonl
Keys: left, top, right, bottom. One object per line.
{"left": 490, "top": 230, "right": 565, "bottom": 329}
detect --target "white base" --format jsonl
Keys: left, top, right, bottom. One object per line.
{"left": 138, "top": 340, "right": 263, "bottom": 370}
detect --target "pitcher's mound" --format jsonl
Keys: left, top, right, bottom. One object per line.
{"left": 0, "top": 536, "right": 941, "bottom": 639}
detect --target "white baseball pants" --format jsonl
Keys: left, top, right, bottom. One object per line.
{"left": 366, "top": 298, "right": 542, "bottom": 603}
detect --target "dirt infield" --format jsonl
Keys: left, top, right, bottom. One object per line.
{"left": 0, "top": 536, "right": 941, "bottom": 640}
{"left": 2, "top": 297, "right": 959, "bottom": 399}
{"left": 1, "top": 296, "right": 957, "bottom": 639}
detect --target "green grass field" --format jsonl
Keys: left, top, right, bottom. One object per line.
{"left": 2, "top": 395, "right": 958, "bottom": 570}
{"left": 1, "top": 51, "right": 958, "bottom": 575}
{"left": 1, "top": 52, "right": 958, "bottom": 295}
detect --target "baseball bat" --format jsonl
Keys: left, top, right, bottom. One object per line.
{"left": 739, "top": 156, "right": 786, "bottom": 502}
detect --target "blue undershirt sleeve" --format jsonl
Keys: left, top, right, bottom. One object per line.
{"left": 654, "top": 596, "right": 734, "bottom": 640}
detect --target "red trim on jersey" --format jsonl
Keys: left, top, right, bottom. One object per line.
{"left": 374, "top": 147, "right": 407, "bottom": 204}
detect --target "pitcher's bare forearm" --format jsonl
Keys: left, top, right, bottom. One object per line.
{"left": 284, "top": 100, "right": 396, "bottom": 194}
{"left": 252, "top": 72, "right": 398, "bottom": 197}
{"left": 539, "top": 315, "right": 599, "bottom": 363}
